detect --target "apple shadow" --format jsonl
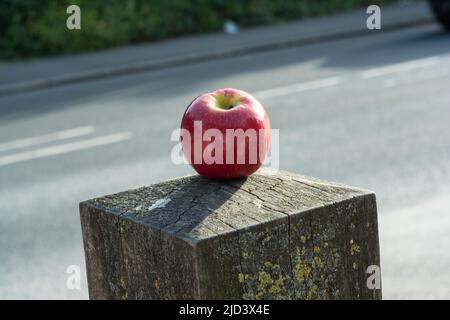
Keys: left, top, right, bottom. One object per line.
{"left": 143, "top": 174, "right": 248, "bottom": 237}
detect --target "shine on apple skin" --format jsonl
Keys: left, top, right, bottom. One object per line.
{"left": 180, "top": 88, "right": 271, "bottom": 179}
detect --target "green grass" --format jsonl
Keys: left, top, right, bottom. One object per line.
{"left": 0, "top": 0, "right": 397, "bottom": 60}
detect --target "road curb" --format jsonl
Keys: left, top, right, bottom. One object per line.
{"left": 0, "top": 14, "right": 434, "bottom": 97}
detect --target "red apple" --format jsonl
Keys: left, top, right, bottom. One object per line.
{"left": 180, "top": 88, "right": 271, "bottom": 179}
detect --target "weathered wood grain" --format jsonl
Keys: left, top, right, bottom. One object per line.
{"left": 80, "top": 170, "right": 381, "bottom": 300}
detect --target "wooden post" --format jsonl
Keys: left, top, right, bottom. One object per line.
{"left": 79, "top": 170, "right": 381, "bottom": 300}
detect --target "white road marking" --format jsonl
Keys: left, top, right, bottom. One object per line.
{"left": 0, "top": 126, "right": 94, "bottom": 153}
{"left": 383, "top": 78, "right": 398, "bottom": 88}
{"left": 381, "top": 66, "right": 450, "bottom": 89}
{"left": 0, "top": 132, "right": 132, "bottom": 167}
{"left": 253, "top": 76, "right": 343, "bottom": 99}
{"left": 361, "top": 57, "right": 440, "bottom": 79}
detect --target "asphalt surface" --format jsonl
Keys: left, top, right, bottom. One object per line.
{"left": 0, "top": 1, "right": 432, "bottom": 95}
{"left": 1, "top": 23, "right": 450, "bottom": 299}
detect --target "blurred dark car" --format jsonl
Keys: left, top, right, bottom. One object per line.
{"left": 429, "top": 0, "right": 450, "bottom": 29}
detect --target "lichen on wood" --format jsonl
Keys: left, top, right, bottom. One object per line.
{"left": 80, "top": 170, "right": 381, "bottom": 300}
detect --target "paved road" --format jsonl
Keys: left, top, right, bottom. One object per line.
{"left": 1, "top": 23, "right": 450, "bottom": 299}
{"left": 0, "top": 1, "right": 432, "bottom": 96}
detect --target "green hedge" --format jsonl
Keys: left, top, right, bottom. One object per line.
{"left": 0, "top": 0, "right": 395, "bottom": 60}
